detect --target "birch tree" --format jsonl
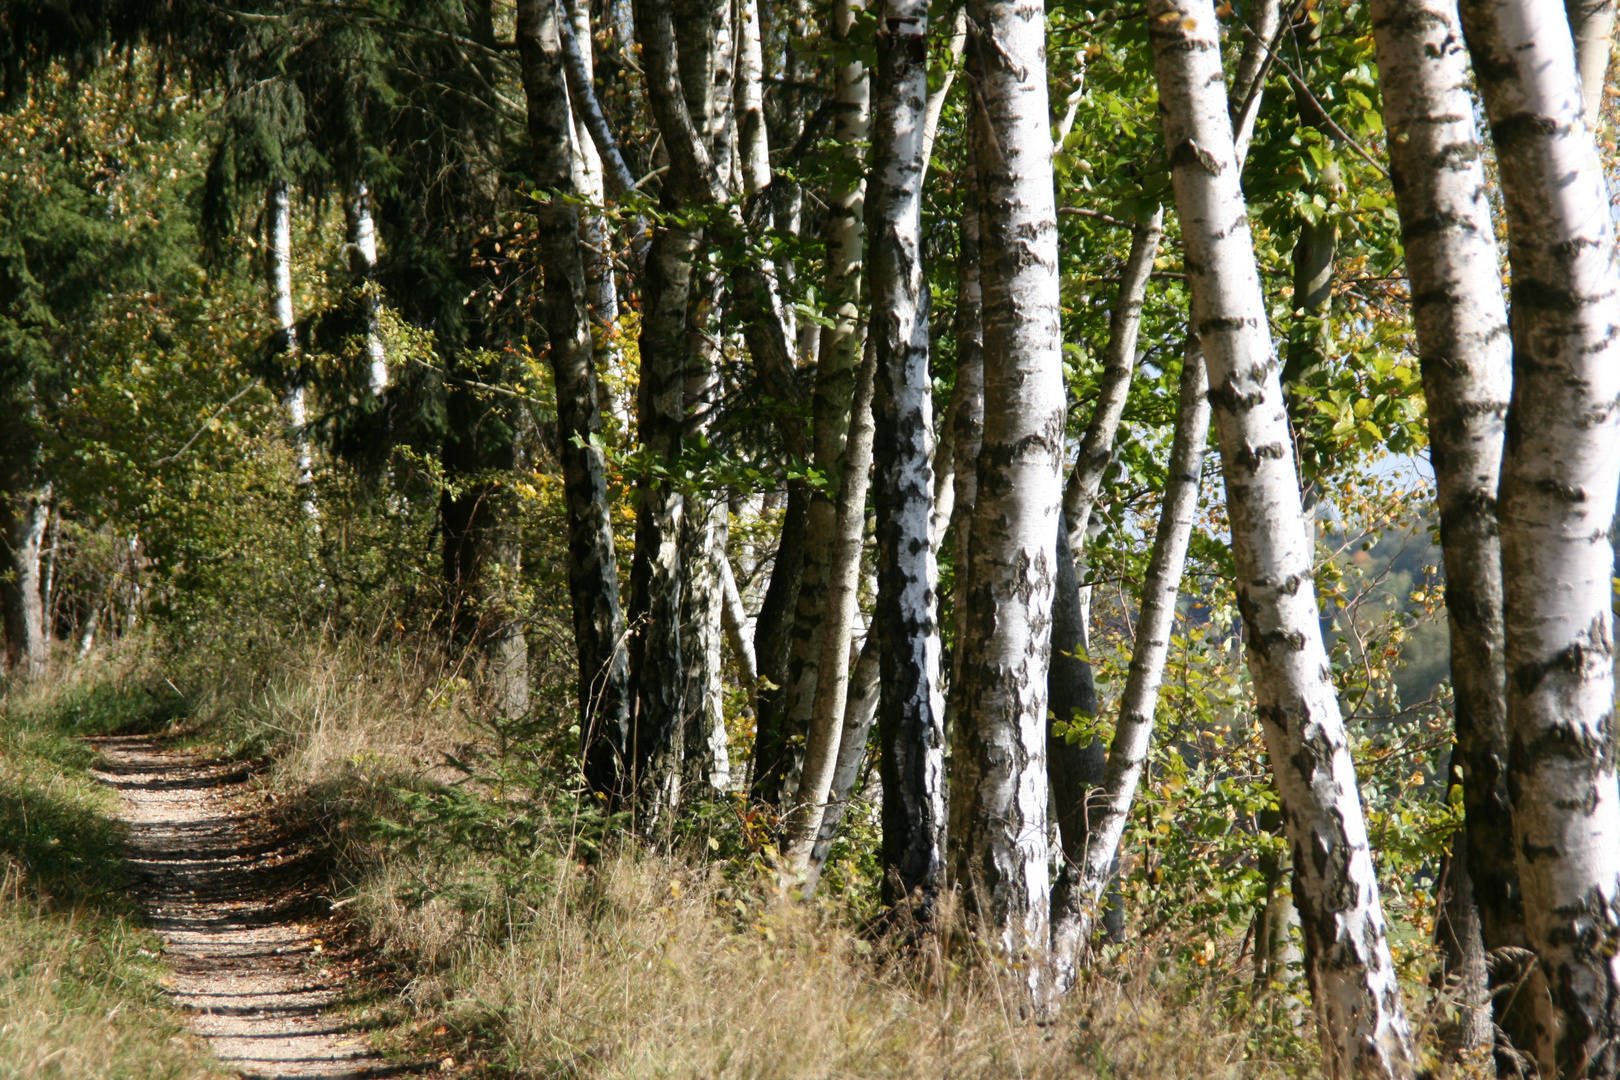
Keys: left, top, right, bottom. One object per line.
{"left": 947, "top": 0, "right": 1064, "bottom": 969}
{"left": 517, "top": 0, "right": 634, "bottom": 800}
{"left": 1457, "top": 1, "right": 1620, "bottom": 1072}
{"left": 869, "top": 0, "right": 946, "bottom": 907}
{"left": 266, "top": 177, "right": 314, "bottom": 511}
{"left": 1565, "top": 0, "right": 1616, "bottom": 125}
{"left": 341, "top": 178, "right": 388, "bottom": 397}
{"left": 1147, "top": 0, "right": 1414, "bottom": 1071}
{"left": 1369, "top": 0, "right": 1516, "bottom": 1056}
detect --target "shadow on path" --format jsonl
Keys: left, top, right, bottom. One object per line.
{"left": 90, "top": 735, "right": 422, "bottom": 1080}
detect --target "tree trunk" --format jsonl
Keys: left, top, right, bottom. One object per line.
{"left": 1459, "top": 1, "right": 1620, "bottom": 1073}
{"left": 267, "top": 178, "right": 314, "bottom": 511}
{"left": 947, "top": 0, "right": 1063, "bottom": 979}
{"left": 719, "top": 549, "right": 758, "bottom": 689}
{"left": 518, "top": 0, "right": 634, "bottom": 794}
{"left": 869, "top": 0, "right": 947, "bottom": 912}
{"left": 682, "top": 496, "right": 731, "bottom": 795}
{"left": 1566, "top": 0, "right": 1616, "bottom": 125}
{"left": 1052, "top": 337, "right": 1210, "bottom": 987}
{"left": 1228, "top": 0, "right": 1284, "bottom": 164}
{"left": 1, "top": 475, "right": 49, "bottom": 678}
{"left": 734, "top": 0, "right": 771, "bottom": 194}
{"left": 805, "top": 632, "right": 881, "bottom": 886}
{"left": 1148, "top": 1, "right": 1415, "bottom": 1072}
{"left": 342, "top": 177, "right": 389, "bottom": 397}
{"left": 1061, "top": 209, "right": 1165, "bottom": 550}
{"left": 784, "top": 345, "right": 877, "bottom": 868}
{"left": 1369, "top": 0, "right": 1519, "bottom": 1060}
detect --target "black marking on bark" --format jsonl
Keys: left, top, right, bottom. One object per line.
{"left": 1533, "top": 476, "right": 1587, "bottom": 503}
{"left": 1235, "top": 440, "right": 1286, "bottom": 472}
{"left": 1208, "top": 373, "right": 1263, "bottom": 412}
{"left": 1510, "top": 277, "right": 1582, "bottom": 314}
{"left": 1490, "top": 112, "right": 1568, "bottom": 151}
{"left": 1169, "top": 138, "right": 1224, "bottom": 175}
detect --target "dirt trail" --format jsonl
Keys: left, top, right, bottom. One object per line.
{"left": 90, "top": 735, "right": 408, "bottom": 1080}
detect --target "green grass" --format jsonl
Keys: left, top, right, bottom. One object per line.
{"left": 0, "top": 665, "right": 224, "bottom": 1080}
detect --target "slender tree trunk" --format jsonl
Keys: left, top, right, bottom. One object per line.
{"left": 267, "top": 178, "right": 314, "bottom": 510}
{"left": 870, "top": 0, "right": 947, "bottom": 911}
{"left": 784, "top": 345, "right": 877, "bottom": 868}
{"left": 751, "top": 482, "right": 811, "bottom": 794}
{"left": 519, "top": 0, "right": 634, "bottom": 795}
{"left": 1370, "top": 0, "right": 1518, "bottom": 1060}
{"left": 734, "top": 0, "right": 771, "bottom": 194}
{"left": 342, "top": 177, "right": 389, "bottom": 397}
{"left": 760, "top": 0, "right": 871, "bottom": 809}
{"left": 1053, "top": 337, "right": 1210, "bottom": 986}
{"left": 1148, "top": 2, "right": 1415, "bottom": 1072}
{"left": 1459, "top": 2, "right": 1620, "bottom": 1073}
{"left": 805, "top": 632, "right": 881, "bottom": 885}
{"left": 1061, "top": 210, "right": 1165, "bottom": 550}
{"left": 1228, "top": 0, "right": 1284, "bottom": 163}
{"left": 1566, "top": 0, "right": 1616, "bottom": 125}
{"left": 948, "top": 0, "right": 1063, "bottom": 978}
{"left": 1, "top": 474, "right": 49, "bottom": 678}
{"left": 682, "top": 496, "right": 731, "bottom": 795}
{"left": 948, "top": 174, "right": 984, "bottom": 738}
{"left": 719, "top": 550, "right": 758, "bottom": 688}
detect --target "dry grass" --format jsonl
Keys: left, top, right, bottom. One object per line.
{"left": 348, "top": 843, "right": 1316, "bottom": 1080}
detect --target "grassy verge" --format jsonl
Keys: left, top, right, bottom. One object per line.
{"left": 0, "top": 656, "right": 224, "bottom": 1080}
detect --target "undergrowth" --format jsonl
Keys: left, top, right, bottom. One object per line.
{"left": 0, "top": 653, "right": 223, "bottom": 1080}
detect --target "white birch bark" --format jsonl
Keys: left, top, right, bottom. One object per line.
{"left": 948, "top": 0, "right": 1062, "bottom": 975}
{"left": 1370, "top": 0, "right": 1519, "bottom": 1055}
{"left": 804, "top": 633, "right": 881, "bottom": 884}
{"left": 765, "top": 0, "right": 870, "bottom": 807}
{"left": 267, "top": 178, "right": 314, "bottom": 511}
{"left": 1228, "top": 0, "right": 1284, "bottom": 167}
{"left": 734, "top": 0, "right": 771, "bottom": 194}
{"left": 342, "top": 178, "right": 389, "bottom": 397}
{"left": 1147, "top": 1, "right": 1414, "bottom": 1072}
{"left": 1061, "top": 209, "right": 1165, "bottom": 552}
{"left": 2, "top": 480, "right": 49, "bottom": 677}
{"left": 519, "top": 0, "right": 634, "bottom": 798}
{"left": 869, "top": 0, "right": 947, "bottom": 908}
{"left": 784, "top": 347, "right": 877, "bottom": 867}
{"left": 1458, "top": 1, "right": 1620, "bottom": 1072}
{"left": 719, "top": 550, "right": 759, "bottom": 688}
{"left": 1055, "top": 337, "right": 1209, "bottom": 984}
{"left": 1566, "top": 0, "right": 1616, "bottom": 126}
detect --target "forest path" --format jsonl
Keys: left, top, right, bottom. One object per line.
{"left": 89, "top": 735, "right": 408, "bottom": 1080}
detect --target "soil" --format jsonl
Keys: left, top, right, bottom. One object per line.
{"left": 90, "top": 735, "right": 414, "bottom": 1080}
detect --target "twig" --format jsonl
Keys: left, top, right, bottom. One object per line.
{"left": 154, "top": 383, "right": 262, "bottom": 465}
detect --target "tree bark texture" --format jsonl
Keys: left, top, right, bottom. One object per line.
{"left": 734, "top": 0, "right": 771, "bottom": 194}
{"left": 267, "top": 178, "right": 313, "bottom": 508}
{"left": 1147, "top": 1, "right": 1415, "bottom": 1073}
{"left": 519, "top": 0, "right": 634, "bottom": 795}
{"left": 760, "top": 0, "right": 872, "bottom": 809}
{"left": 0, "top": 474, "right": 49, "bottom": 677}
{"left": 1459, "top": 2, "right": 1620, "bottom": 1073}
{"left": 806, "top": 632, "right": 882, "bottom": 885}
{"left": 948, "top": 0, "right": 1063, "bottom": 974}
{"left": 1061, "top": 208, "right": 1165, "bottom": 551}
{"left": 784, "top": 345, "right": 877, "bottom": 867}
{"left": 1369, "top": 0, "right": 1521, "bottom": 1058}
{"left": 1565, "top": 0, "right": 1616, "bottom": 125}
{"left": 1053, "top": 338, "right": 1209, "bottom": 987}
{"left": 342, "top": 177, "right": 389, "bottom": 397}
{"left": 870, "top": 0, "right": 947, "bottom": 910}
{"left": 1228, "top": 0, "right": 1284, "bottom": 164}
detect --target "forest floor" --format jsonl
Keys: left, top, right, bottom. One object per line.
{"left": 88, "top": 734, "right": 413, "bottom": 1080}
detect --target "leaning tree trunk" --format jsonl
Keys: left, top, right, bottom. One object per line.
{"left": 784, "top": 345, "right": 877, "bottom": 868}
{"left": 869, "top": 0, "right": 947, "bottom": 911}
{"left": 1053, "top": 337, "right": 1209, "bottom": 987}
{"left": 758, "top": 0, "right": 873, "bottom": 810}
{"left": 948, "top": 0, "right": 1063, "bottom": 980}
{"left": 1147, "top": 1, "right": 1415, "bottom": 1073}
{"left": 267, "top": 178, "right": 314, "bottom": 512}
{"left": 1458, "top": 1, "right": 1620, "bottom": 1074}
{"left": 342, "top": 177, "right": 389, "bottom": 397}
{"left": 518, "top": 0, "right": 634, "bottom": 795}
{"left": 1369, "top": 0, "right": 1518, "bottom": 1059}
